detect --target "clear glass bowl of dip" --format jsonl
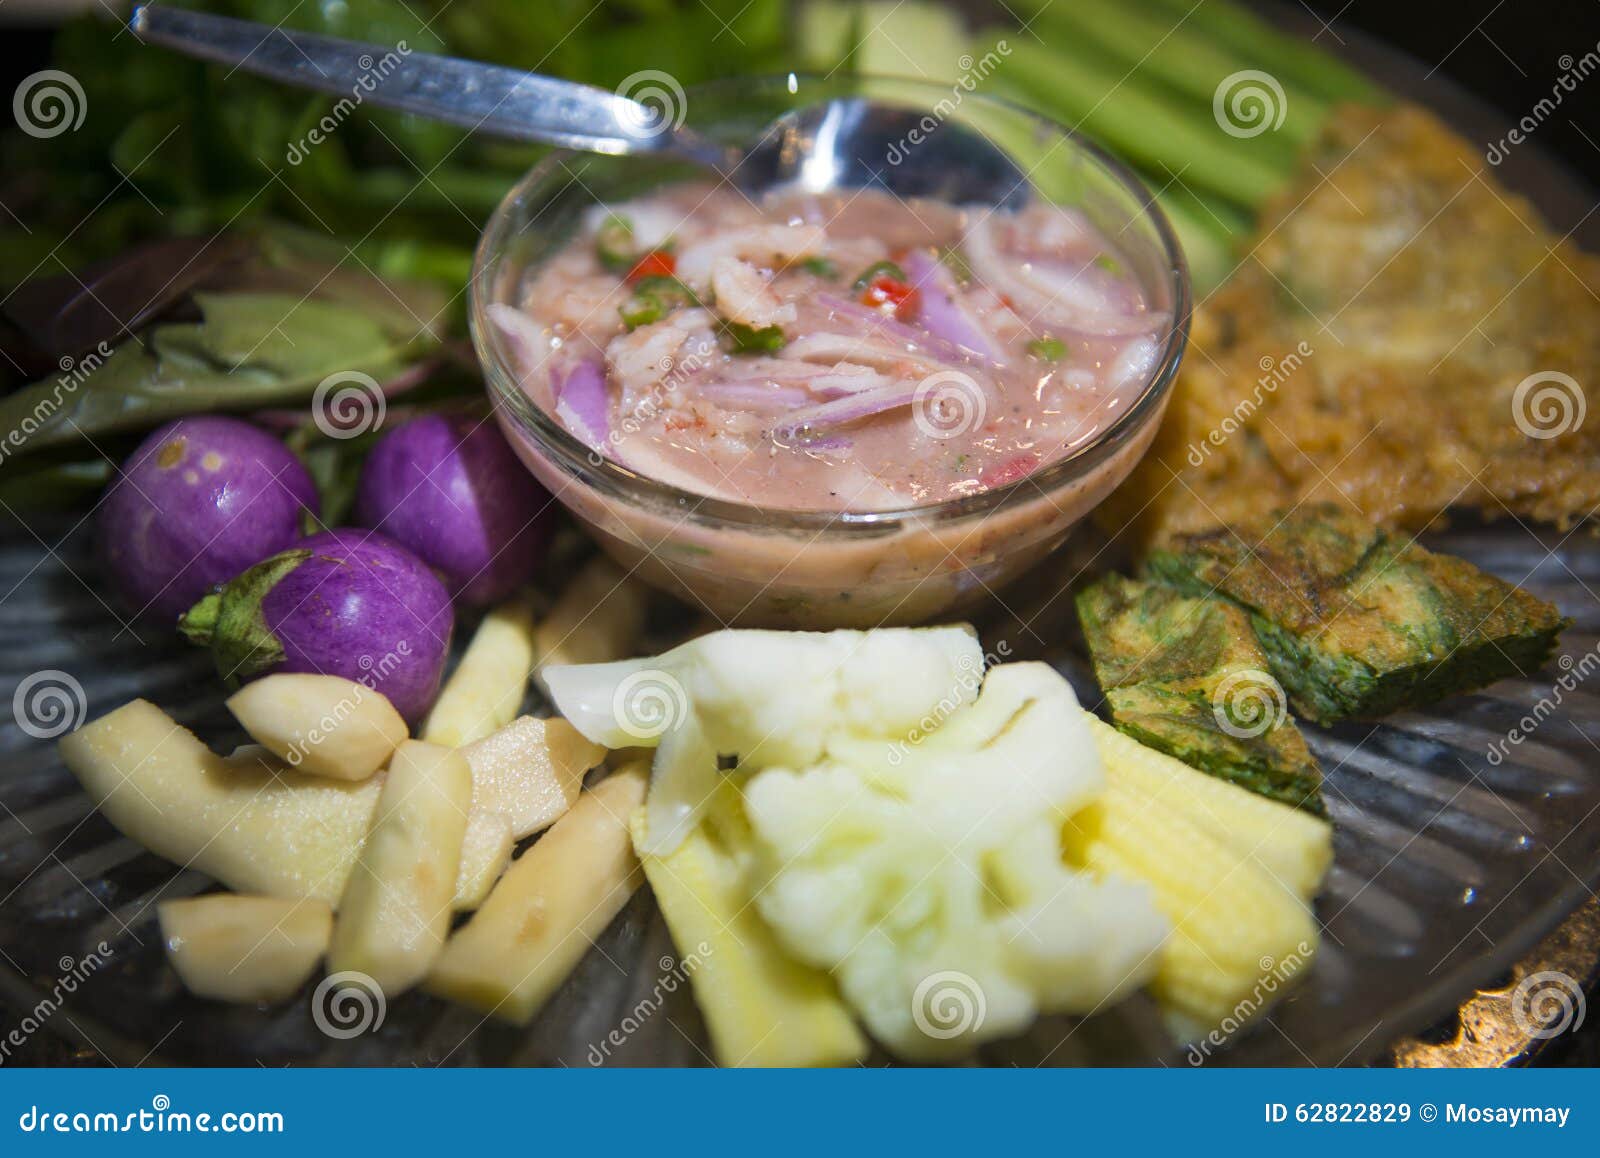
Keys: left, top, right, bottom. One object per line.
{"left": 473, "top": 74, "right": 1189, "bottom": 628}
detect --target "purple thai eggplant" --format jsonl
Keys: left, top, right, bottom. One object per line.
{"left": 98, "top": 417, "right": 318, "bottom": 623}
{"left": 355, "top": 413, "right": 552, "bottom": 606}
{"left": 180, "top": 529, "right": 453, "bottom": 722}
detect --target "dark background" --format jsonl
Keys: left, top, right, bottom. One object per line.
{"left": 5, "top": 3, "right": 1597, "bottom": 185}
{"left": 1302, "top": 0, "right": 1600, "bottom": 189}
{"left": 0, "top": 0, "right": 1594, "bottom": 1067}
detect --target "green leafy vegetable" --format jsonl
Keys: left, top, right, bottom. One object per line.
{"left": 0, "top": 289, "right": 439, "bottom": 454}
{"left": 1026, "top": 337, "right": 1067, "bottom": 361}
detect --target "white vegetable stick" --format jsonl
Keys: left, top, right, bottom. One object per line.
{"left": 59, "top": 700, "right": 382, "bottom": 904}
{"left": 452, "top": 810, "right": 514, "bottom": 911}
{"left": 421, "top": 596, "right": 539, "bottom": 748}
{"left": 329, "top": 740, "right": 472, "bottom": 996}
{"left": 458, "top": 715, "right": 606, "bottom": 839}
{"left": 159, "top": 894, "right": 332, "bottom": 1004}
{"left": 425, "top": 764, "right": 648, "bottom": 1023}
{"left": 228, "top": 673, "right": 407, "bottom": 782}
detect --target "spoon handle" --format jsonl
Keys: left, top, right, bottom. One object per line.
{"left": 129, "top": 5, "right": 672, "bottom": 156}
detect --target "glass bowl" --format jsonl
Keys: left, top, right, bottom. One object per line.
{"left": 471, "top": 74, "right": 1189, "bottom": 627}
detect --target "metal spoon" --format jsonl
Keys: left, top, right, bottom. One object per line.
{"left": 127, "top": 5, "right": 1030, "bottom": 206}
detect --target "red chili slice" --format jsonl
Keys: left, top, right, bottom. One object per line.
{"left": 860, "top": 275, "right": 920, "bottom": 322}
{"left": 625, "top": 250, "right": 677, "bottom": 283}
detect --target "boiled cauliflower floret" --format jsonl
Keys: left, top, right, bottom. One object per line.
{"left": 742, "top": 663, "right": 1170, "bottom": 1060}
{"left": 544, "top": 626, "right": 986, "bottom": 852}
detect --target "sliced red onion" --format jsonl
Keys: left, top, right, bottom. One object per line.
{"left": 727, "top": 357, "right": 887, "bottom": 396}
{"left": 814, "top": 293, "right": 979, "bottom": 368}
{"left": 553, "top": 357, "right": 611, "bottom": 452}
{"left": 962, "top": 216, "right": 1167, "bottom": 339}
{"left": 774, "top": 382, "right": 921, "bottom": 440}
{"left": 697, "top": 381, "right": 814, "bottom": 411}
{"left": 487, "top": 303, "right": 551, "bottom": 381}
{"left": 900, "top": 249, "right": 1006, "bottom": 364}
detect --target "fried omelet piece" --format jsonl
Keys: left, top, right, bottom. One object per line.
{"left": 1076, "top": 574, "right": 1323, "bottom": 814}
{"left": 1145, "top": 504, "right": 1569, "bottom": 725}
{"left": 1105, "top": 103, "right": 1600, "bottom": 546}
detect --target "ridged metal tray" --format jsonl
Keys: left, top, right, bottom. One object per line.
{"left": 1, "top": 7, "right": 1597, "bottom": 1067}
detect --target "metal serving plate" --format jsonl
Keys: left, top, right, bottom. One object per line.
{"left": 1, "top": 8, "right": 1597, "bottom": 1066}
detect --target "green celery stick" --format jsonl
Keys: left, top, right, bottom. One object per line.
{"left": 1140, "top": 0, "right": 1387, "bottom": 105}
{"left": 977, "top": 30, "right": 1294, "bottom": 210}
{"left": 1016, "top": 0, "right": 1329, "bottom": 146}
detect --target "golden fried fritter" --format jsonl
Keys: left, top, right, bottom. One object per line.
{"left": 1107, "top": 103, "right": 1600, "bottom": 544}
